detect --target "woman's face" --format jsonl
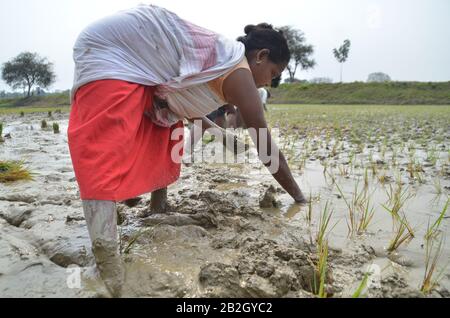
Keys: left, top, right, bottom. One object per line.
{"left": 248, "top": 49, "right": 286, "bottom": 88}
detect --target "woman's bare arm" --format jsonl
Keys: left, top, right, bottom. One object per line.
{"left": 222, "top": 69, "right": 307, "bottom": 203}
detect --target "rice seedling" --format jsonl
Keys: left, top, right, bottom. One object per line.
{"left": 424, "top": 199, "right": 448, "bottom": 241}
{"left": 315, "top": 201, "right": 338, "bottom": 248}
{"left": 364, "top": 167, "right": 370, "bottom": 188}
{"left": 306, "top": 192, "right": 313, "bottom": 226}
{"left": 420, "top": 235, "right": 448, "bottom": 295}
{"left": 432, "top": 178, "right": 443, "bottom": 196}
{"left": 48, "top": 111, "right": 52, "bottom": 118}
{"left": 53, "top": 122, "right": 60, "bottom": 134}
{"left": 426, "top": 146, "right": 439, "bottom": 166}
{"left": 0, "top": 122, "right": 3, "bottom": 143}
{"left": 352, "top": 271, "right": 370, "bottom": 298}
{"left": 331, "top": 176, "right": 375, "bottom": 236}
{"left": 20, "top": 111, "right": 25, "bottom": 117}
{"left": 41, "top": 119, "right": 48, "bottom": 129}
{"left": 382, "top": 205, "right": 415, "bottom": 253}
{"left": 384, "top": 183, "right": 415, "bottom": 219}
{"left": 357, "top": 196, "right": 376, "bottom": 235}
{"left": 0, "top": 160, "right": 33, "bottom": 183}
{"left": 314, "top": 241, "right": 329, "bottom": 298}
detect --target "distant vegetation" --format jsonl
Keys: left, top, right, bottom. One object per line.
{"left": 270, "top": 81, "right": 450, "bottom": 105}
{"left": 0, "top": 81, "right": 449, "bottom": 110}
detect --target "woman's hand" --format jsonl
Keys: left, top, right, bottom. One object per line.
{"left": 223, "top": 68, "right": 308, "bottom": 204}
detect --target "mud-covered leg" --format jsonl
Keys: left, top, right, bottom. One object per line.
{"left": 83, "top": 200, "right": 124, "bottom": 297}
{"left": 151, "top": 188, "right": 168, "bottom": 213}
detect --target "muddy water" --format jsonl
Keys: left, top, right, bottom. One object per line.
{"left": 0, "top": 112, "right": 448, "bottom": 298}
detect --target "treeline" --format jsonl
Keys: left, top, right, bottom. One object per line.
{"left": 269, "top": 81, "right": 450, "bottom": 105}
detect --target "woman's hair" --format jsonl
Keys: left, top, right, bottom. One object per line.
{"left": 271, "top": 75, "right": 282, "bottom": 88}
{"left": 237, "top": 23, "right": 291, "bottom": 65}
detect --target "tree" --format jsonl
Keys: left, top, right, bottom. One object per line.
{"left": 1, "top": 52, "right": 55, "bottom": 97}
{"left": 367, "top": 72, "right": 391, "bottom": 83}
{"left": 279, "top": 26, "right": 316, "bottom": 82}
{"left": 333, "top": 39, "right": 351, "bottom": 83}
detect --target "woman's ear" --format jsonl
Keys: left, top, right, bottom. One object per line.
{"left": 256, "top": 49, "right": 271, "bottom": 64}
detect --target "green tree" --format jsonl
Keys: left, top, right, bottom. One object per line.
{"left": 367, "top": 72, "right": 391, "bottom": 83}
{"left": 279, "top": 26, "right": 316, "bottom": 82}
{"left": 333, "top": 40, "right": 351, "bottom": 82}
{"left": 1, "top": 52, "right": 55, "bottom": 97}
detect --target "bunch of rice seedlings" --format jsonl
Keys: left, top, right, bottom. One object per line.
{"left": 384, "top": 183, "right": 415, "bottom": 222}
{"left": 53, "top": 122, "right": 60, "bottom": 134}
{"left": 20, "top": 111, "right": 25, "bottom": 117}
{"left": 0, "top": 122, "right": 3, "bottom": 143}
{"left": 315, "top": 201, "right": 337, "bottom": 248}
{"left": 420, "top": 235, "right": 447, "bottom": 295}
{"left": 384, "top": 208, "right": 415, "bottom": 253}
{"left": 41, "top": 119, "right": 48, "bottom": 129}
{"left": 424, "top": 199, "right": 448, "bottom": 241}
{"left": 0, "top": 161, "right": 33, "bottom": 183}
{"left": 357, "top": 196, "right": 375, "bottom": 235}
{"left": 332, "top": 178, "right": 375, "bottom": 236}
{"left": 48, "top": 111, "right": 52, "bottom": 118}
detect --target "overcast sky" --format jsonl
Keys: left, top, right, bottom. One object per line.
{"left": 1, "top": 0, "right": 449, "bottom": 91}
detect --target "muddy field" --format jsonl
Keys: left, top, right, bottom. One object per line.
{"left": 0, "top": 105, "right": 449, "bottom": 298}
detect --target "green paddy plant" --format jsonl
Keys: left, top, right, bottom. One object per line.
{"left": 420, "top": 235, "right": 447, "bottom": 295}
{"left": 426, "top": 146, "right": 439, "bottom": 166}
{"left": 432, "top": 178, "right": 443, "bottom": 196}
{"left": 48, "top": 111, "right": 52, "bottom": 118}
{"left": 352, "top": 270, "right": 371, "bottom": 298}
{"left": 315, "top": 201, "right": 337, "bottom": 248}
{"left": 364, "top": 167, "right": 370, "bottom": 188}
{"left": 314, "top": 241, "right": 329, "bottom": 298}
{"left": 41, "top": 119, "right": 48, "bottom": 129}
{"left": 20, "top": 111, "right": 25, "bottom": 117}
{"left": 0, "top": 123, "right": 3, "bottom": 143}
{"left": 306, "top": 192, "right": 314, "bottom": 226}
{"left": 0, "top": 161, "right": 33, "bottom": 183}
{"left": 424, "top": 199, "right": 448, "bottom": 241}
{"left": 53, "top": 122, "right": 60, "bottom": 134}
{"left": 382, "top": 204, "right": 415, "bottom": 253}
{"left": 384, "top": 183, "right": 415, "bottom": 219}
{"left": 357, "top": 196, "right": 375, "bottom": 235}
{"left": 333, "top": 178, "right": 375, "bottom": 236}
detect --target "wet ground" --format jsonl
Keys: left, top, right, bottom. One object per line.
{"left": 0, "top": 110, "right": 449, "bottom": 298}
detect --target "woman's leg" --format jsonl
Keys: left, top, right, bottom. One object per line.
{"left": 82, "top": 200, "right": 124, "bottom": 297}
{"left": 151, "top": 188, "right": 168, "bottom": 213}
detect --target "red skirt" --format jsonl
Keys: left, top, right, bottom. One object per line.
{"left": 68, "top": 80, "right": 184, "bottom": 202}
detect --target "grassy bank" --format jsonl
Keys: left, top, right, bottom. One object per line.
{"left": 0, "top": 92, "right": 70, "bottom": 108}
{"left": 270, "top": 82, "right": 450, "bottom": 105}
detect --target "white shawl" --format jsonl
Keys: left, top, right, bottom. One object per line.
{"left": 72, "top": 4, "right": 245, "bottom": 126}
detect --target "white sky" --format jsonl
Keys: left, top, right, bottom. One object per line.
{"left": 1, "top": 0, "right": 449, "bottom": 91}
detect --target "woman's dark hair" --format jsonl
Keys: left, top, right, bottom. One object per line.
{"left": 237, "top": 23, "right": 291, "bottom": 65}
{"left": 271, "top": 75, "right": 282, "bottom": 88}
